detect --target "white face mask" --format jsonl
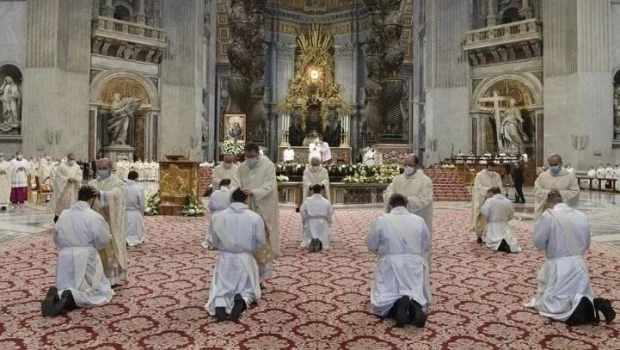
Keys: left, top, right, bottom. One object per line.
{"left": 404, "top": 165, "right": 416, "bottom": 176}
{"left": 247, "top": 157, "right": 259, "bottom": 167}
{"left": 68, "top": 160, "right": 76, "bottom": 166}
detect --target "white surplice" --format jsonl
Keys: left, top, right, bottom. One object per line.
{"left": 54, "top": 201, "right": 114, "bottom": 307}
{"left": 283, "top": 149, "right": 295, "bottom": 163}
{"left": 300, "top": 194, "right": 333, "bottom": 249}
{"left": 212, "top": 163, "right": 239, "bottom": 191}
{"left": 533, "top": 169, "right": 579, "bottom": 219}
{"left": 321, "top": 142, "right": 332, "bottom": 163}
{"left": 204, "top": 203, "right": 265, "bottom": 315}
{"left": 234, "top": 155, "right": 280, "bottom": 257}
{"left": 9, "top": 158, "right": 29, "bottom": 188}
{"left": 203, "top": 187, "right": 231, "bottom": 248}
{"left": 480, "top": 194, "right": 521, "bottom": 252}
{"left": 383, "top": 170, "right": 434, "bottom": 267}
{"left": 0, "top": 160, "right": 11, "bottom": 205}
{"left": 366, "top": 207, "right": 431, "bottom": 316}
{"left": 124, "top": 180, "right": 146, "bottom": 247}
{"left": 363, "top": 150, "right": 376, "bottom": 165}
{"left": 48, "top": 162, "right": 82, "bottom": 216}
{"left": 525, "top": 204, "right": 596, "bottom": 322}
{"left": 308, "top": 143, "right": 323, "bottom": 162}
{"left": 472, "top": 169, "right": 504, "bottom": 231}
{"left": 89, "top": 175, "right": 127, "bottom": 285}
{"left": 302, "top": 165, "right": 331, "bottom": 201}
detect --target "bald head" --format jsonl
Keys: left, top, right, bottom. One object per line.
{"left": 223, "top": 154, "right": 235, "bottom": 163}
{"left": 96, "top": 158, "right": 112, "bottom": 169}
{"left": 547, "top": 153, "right": 563, "bottom": 167}
{"left": 403, "top": 154, "right": 419, "bottom": 168}
{"left": 310, "top": 156, "right": 321, "bottom": 166}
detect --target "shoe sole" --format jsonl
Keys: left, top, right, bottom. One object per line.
{"left": 395, "top": 296, "right": 409, "bottom": 328}
{"left": 230, "top": 294, "right": 246, "bottom": 322}
{"left": 41, "top": 287, "right": 59, "bottom": 317}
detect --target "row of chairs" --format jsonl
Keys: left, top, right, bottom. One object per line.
{"left": 27, "top": 174, "right": 52, "bottom": 205}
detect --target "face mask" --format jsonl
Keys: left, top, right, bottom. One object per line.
{"left": 247, "top": 157, "right": 259, "bottom": 167}
{"left": 487, "top": 168, "right": 495, "bottom": 172}
{"left": 404, "top": 166, "right": 416, "bottom": 176}
{"left": 98, "top": 169, "right": 110, "bottom": 180}
{"left": 223, "top": 163, "right": 232, "bottom": 169}
{"left": 68, "top": 160, "right": 76, "bottom": 166}
{"left": 550, "top": 165, "right": 561, "bottom": 175}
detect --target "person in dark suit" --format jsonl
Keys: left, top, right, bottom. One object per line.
{"left": 511, "top": 159, "right": 525, "bottom": 204}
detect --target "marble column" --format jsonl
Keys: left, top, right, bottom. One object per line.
{"left": 335, "top": 44, "right": 355, "bottom": 104}
{"left": 274, "top": 42, "right": 295, "bottom": 104}
{"left": 137, "top": 0, "right": 146, "bottom": 24}
{"left": 103, "top": 0, "right": 114, "bottom": 17}
{"left": 520, "top": 0, "right": 533, "bottom": 19}
{"left": 486, "top": 0, "right": 497, "bottom": 26}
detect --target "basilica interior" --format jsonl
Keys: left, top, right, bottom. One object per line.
{"left": 1, "top": 1, "right": 620, "bottom": 349}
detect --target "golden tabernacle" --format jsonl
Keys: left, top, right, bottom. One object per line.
{"left": 158, "top": 156, "right": 200, "bottom": 216}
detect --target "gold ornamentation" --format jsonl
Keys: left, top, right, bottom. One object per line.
{"left": 99, "top": 77, "right": 152, "bottom": 107}
{"left": 479, "top": 79, "right": 536, "bottom": 110}
{"left": 160, "top": 164, "right": 190, "bottom": 197}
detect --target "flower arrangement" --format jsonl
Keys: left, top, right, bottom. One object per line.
{"left": 276, "top": 163, "right": 404, "bottom": 184}
{"left": 220, "top": 140, "right": 245, "bottom": 156}
{"left": 181, "top": 193, "right": 205, "bottom": 217}
{"left": 276, "top": 175, "right": 289, "bottom": 182}
{"left": 144, "top": 193, "right": 160, "bottom": 216}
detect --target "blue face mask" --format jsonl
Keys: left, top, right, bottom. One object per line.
{"left": 550, "top": 165, "right": 562, "bottom": 175}
{"left": 98, "top": 169, "right": 110, "bottom": 180}
{"left": 247, "top": 157, "right": 259, "bottom": 167}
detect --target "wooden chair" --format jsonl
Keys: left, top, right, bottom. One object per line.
{"left": 27, "top": 174, "right": 37, "bottom": 204}
{"left": 35, "top": 175, "right": 53, "bottom": 205}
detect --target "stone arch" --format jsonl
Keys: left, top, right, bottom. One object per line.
{"left": 113, "top": 0, "right": 134, "bottom": 19}
{"left": 0, "top": 62, "right": 24, "bottom": 84}
{"left": 472, "top": 73, "right": 543, "bottom": 111}
{"left": 90, "top": 71, "right": 158, "bottom": 109}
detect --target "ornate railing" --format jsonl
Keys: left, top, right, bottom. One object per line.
{"left": 92, "top": 16, "right": 167, "bottom": 48}
{"left": 464, "top": 18, "right": 542, "bottom": 51}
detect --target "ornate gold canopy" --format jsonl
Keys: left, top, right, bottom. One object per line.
{"left": 277, "top": 23, "right": 352, "bottom": 133}
{"left": 99, "top": 77, "right": 152, "bottom": 108}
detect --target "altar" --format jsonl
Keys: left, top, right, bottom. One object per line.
{"left": 277, "top": 146, "right": 351, "bottom": 164}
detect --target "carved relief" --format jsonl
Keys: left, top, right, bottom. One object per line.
{"left": 99, "top": 77, "right": 152, "bottom": 107}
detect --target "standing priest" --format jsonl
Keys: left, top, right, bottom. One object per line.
{"left": 48, "top": 153, "right": 82, "bottom": 223}
{"left": 88, "top": 158, "right": 127, "bottom": 286}
{"left": 212, "top": 153, "right": 239, "bottom": 191}
{"left": 302, "top": 156, "right": 331, "bottom": 202}
{"left": 472, "top": 162, "right": 503, "bottom": 242}
{"left": 533, "top": 153, "right": 579, "bottom": 219}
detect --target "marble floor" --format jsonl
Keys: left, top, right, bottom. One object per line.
{"left": 2, "top": 187, "right": 620, "bottom": 249}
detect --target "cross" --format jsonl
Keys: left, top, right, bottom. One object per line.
{"left": 479, "top": 90, "right": 508, "bottom": 151}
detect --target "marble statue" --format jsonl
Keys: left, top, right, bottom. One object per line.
{"left": 614, "top": 86, "right": 620, "bottom": 139}
{"left": 0, "top": 76, "right": 20, "bottom": 125}
{"left": 500, "top": 98, "right": 528, "bottom": 154}
{"left": 324, "top": 106, "right": 342, "bottom": 147}
{"left": 107, "top": 93, "right": 141, "bottom": 146}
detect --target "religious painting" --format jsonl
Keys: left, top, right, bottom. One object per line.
{"left": 223, "top": 114, "right": 246, "bottom": 142}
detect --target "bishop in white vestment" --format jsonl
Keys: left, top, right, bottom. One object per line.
{"left": 0, "top": 153, "right": 11, "bottom": 210}
{"left": 42, "top": 186, "right": 114, "bottom": 317}
{"left": 383, "top": 154, "right": 433, "bottom": 266}
{"left": 300, "top": 184, "right": 333, "bottom": 252}
{"left": 367, "top": 194, "right": 431, "bottom": 328}
{"left": 302, "top": 157, "right": 331, "bottom": 202}
{"left": 48, "top": 153, "right": 82, "bottom": 222}
{"left": 480, "top": 188, "right": 521, "bottom": 253}
{"left": 212, "top": 154, "right": 239, "bottom": 191}
{"left": 533, "top": 154, "right": 579, "bottom": 219}
{"left": 205, "top": 189, "right": 265, "bottom": 322}
{"left": 526, "top": 193, "right": 615, "bottom": 325}
{"left": 88, "top": 158, "right": 127, "bottom": 286}
{"left": 202, "top": 179, "right": 232, "bottom": 249}
{"left": 125, "top": 171, "right": 146, "bottom": 247}
{"left": 472, "top": 163, "right": 503, "bottom": 239}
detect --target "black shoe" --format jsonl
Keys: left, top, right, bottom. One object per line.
{"left": 230, "top": 294, "right": 247, "bottom": 322}
{"left": 308, "top": 240, "right": 316, "bottom": 253}
{"left": 497, "top": 239, "right": 511, "bottom": 253}
{"left": 476, "top": 237, "right": 483, "bottom": 244}
{"left": 215, "top": 307, "right": 227, "bottom": 322}
{"left": 53, "top": 215, "right": 59, "bottom": 224}
{"left": 394, "top": 296, "right": 409, "bottom": 328}
{"left": 44, "top": 290, "right": 71, "bottom": 317}
{"left": 594, "top": 298, "right": 616, "bottom": 324}
{"left": 317, "top": 240, "right": 323, "bottom": 252}
{"left": 41, "top": 286, "right": 59, "bottom": 316}
{"left": 408, "top": 299, "right": 427, "bottom": 328}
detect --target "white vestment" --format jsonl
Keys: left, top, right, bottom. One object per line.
{"left": 472, "top": 169, "right": 504, "bottom": 231}
{"left": 480, "top": 194, "right": 521, "bottom": 252}
{"left": 363, "top": 150, "right": 376, "bottom": 165}
{"left": 596, "top": 167, "right": 605, "bottom": 180}
{"left": 234, "top": 156, "right": 280, "bottom": 257}
{"left": 366, "top": 207, "right": 431, "bottom": 316}
{"left": 88, "top": 175, "right": 127, "bottom": 285}
{"left": 586, "top": 169, "right": 597, "bottom": 188}
{"left": 283, "top": 149, "right": 295, "bottom": 162}
{"left": 615, "top": 168, "right": 620, "bottom": 191}
{"left": 9, "top": 158, "right": 29, "bottom": 188}
{"left": 309, "top": 143, "right": 322, "bottom": 162}
{"left": 300, "top": 194, "right": 333, "bottom": 249}
{"left": 0, "top": 160, "right": 11, "bottom": 205}
{"left": 204, "top": 203, "right": 264, "bottom": 315}
{"left": 48, "top": 162, "right": 82, "bottom": 215}
{"left": 38, "top": 159, "right": 52, "bottom": 182}
{"left": 212, "top": 163, "right": 239, "bottom": 191}
{"left": 526, "top": 204, "right": 596, "bottom": 322}
{"left": 124, "top": 180, "right": 146, "bottom": 246}
{"left": 321, "top": 142, "right": 332, "bottom": 163}
{"left": 203, "top": 187, "right": 231, "bottom": 248}
{"left": 533, "top": 169, "right": 579, "bottom": 219}
{"left": 302, "top": 166, "right": 331, "bottom": 201}
{"left": 605, "top": 167, "right": 614, "bottom": 179}
{"left": 54, "top": 202, "right": 114, "bottom": 307}
{"left": 383, "top": 170, "right": 434, "bottom": 266}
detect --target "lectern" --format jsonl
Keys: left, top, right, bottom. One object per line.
{"left": 158, "top": 155, "right": 200, "bottom": 216}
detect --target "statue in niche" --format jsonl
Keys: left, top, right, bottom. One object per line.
{"left": 201, "top": 111, "right": 209, "bottom": 143}
{"left": 288, "top": 107, "right": 305, "bottom": 147}
{"left": 614, "top": 86, "right": 620, "bottom": 139}
{"left": 323, "top": 105, "right": 341, "bottom": 147}
{"left": 0, "top": 76, "right": 21, "bottom": 126}
{"left": 107, "top": 93, "right": 142, "bottom": 146}
{"left": 500, "top": 98, "right": 529, "bottom": 154}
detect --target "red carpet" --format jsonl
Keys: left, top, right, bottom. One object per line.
{"left": 1, "top": 208, "right": 619, "bottom": 350}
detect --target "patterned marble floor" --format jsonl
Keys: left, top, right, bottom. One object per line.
{"left": 2, "top": 187, "right": 620, "bottom": 249}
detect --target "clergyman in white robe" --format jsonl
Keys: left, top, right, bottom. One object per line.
{"left": 0, "top": 154, "right": 11, "bottom": 210}
{"left": 480, "top": 191, "right": 521, "bottom": 253}
{"left": 9, "top": 154, "right": 29, "bottom": 206}
{"left": 202, "top": 184, "right": 231, "bottom": 249}
{"left": 212, "top": 154, "right": 239, "bottom": 191}
{"left": 204, "top": 198, "right": 265, "bottom": 321}
{"left": 53, "top": 197, "right": 114, "bottom": 310}
{"left": 300, "top": 189, "right": 333, "bottom": 251}
{"left": 366, "top": 196, "right": 431, "bottom": 328}
{"left": 125, "top": 175, "right": 146, "bottom": 247}
{"left": 533, "top": 154, "right": 579, "bottom": 219}
{"left": 283, "top": 147, "right": 295, "bottom": 163}
{"left": 302, "top": 160, "right": 331, "bottom": 202}
{"left": 472, "top": 165, "right": 503, "bottom": 238}
{"left": 48, "top": 155, "right": 82, "bottom": 219}
{"left": 526, "top": 195, "right": 616, "bottom": 325}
